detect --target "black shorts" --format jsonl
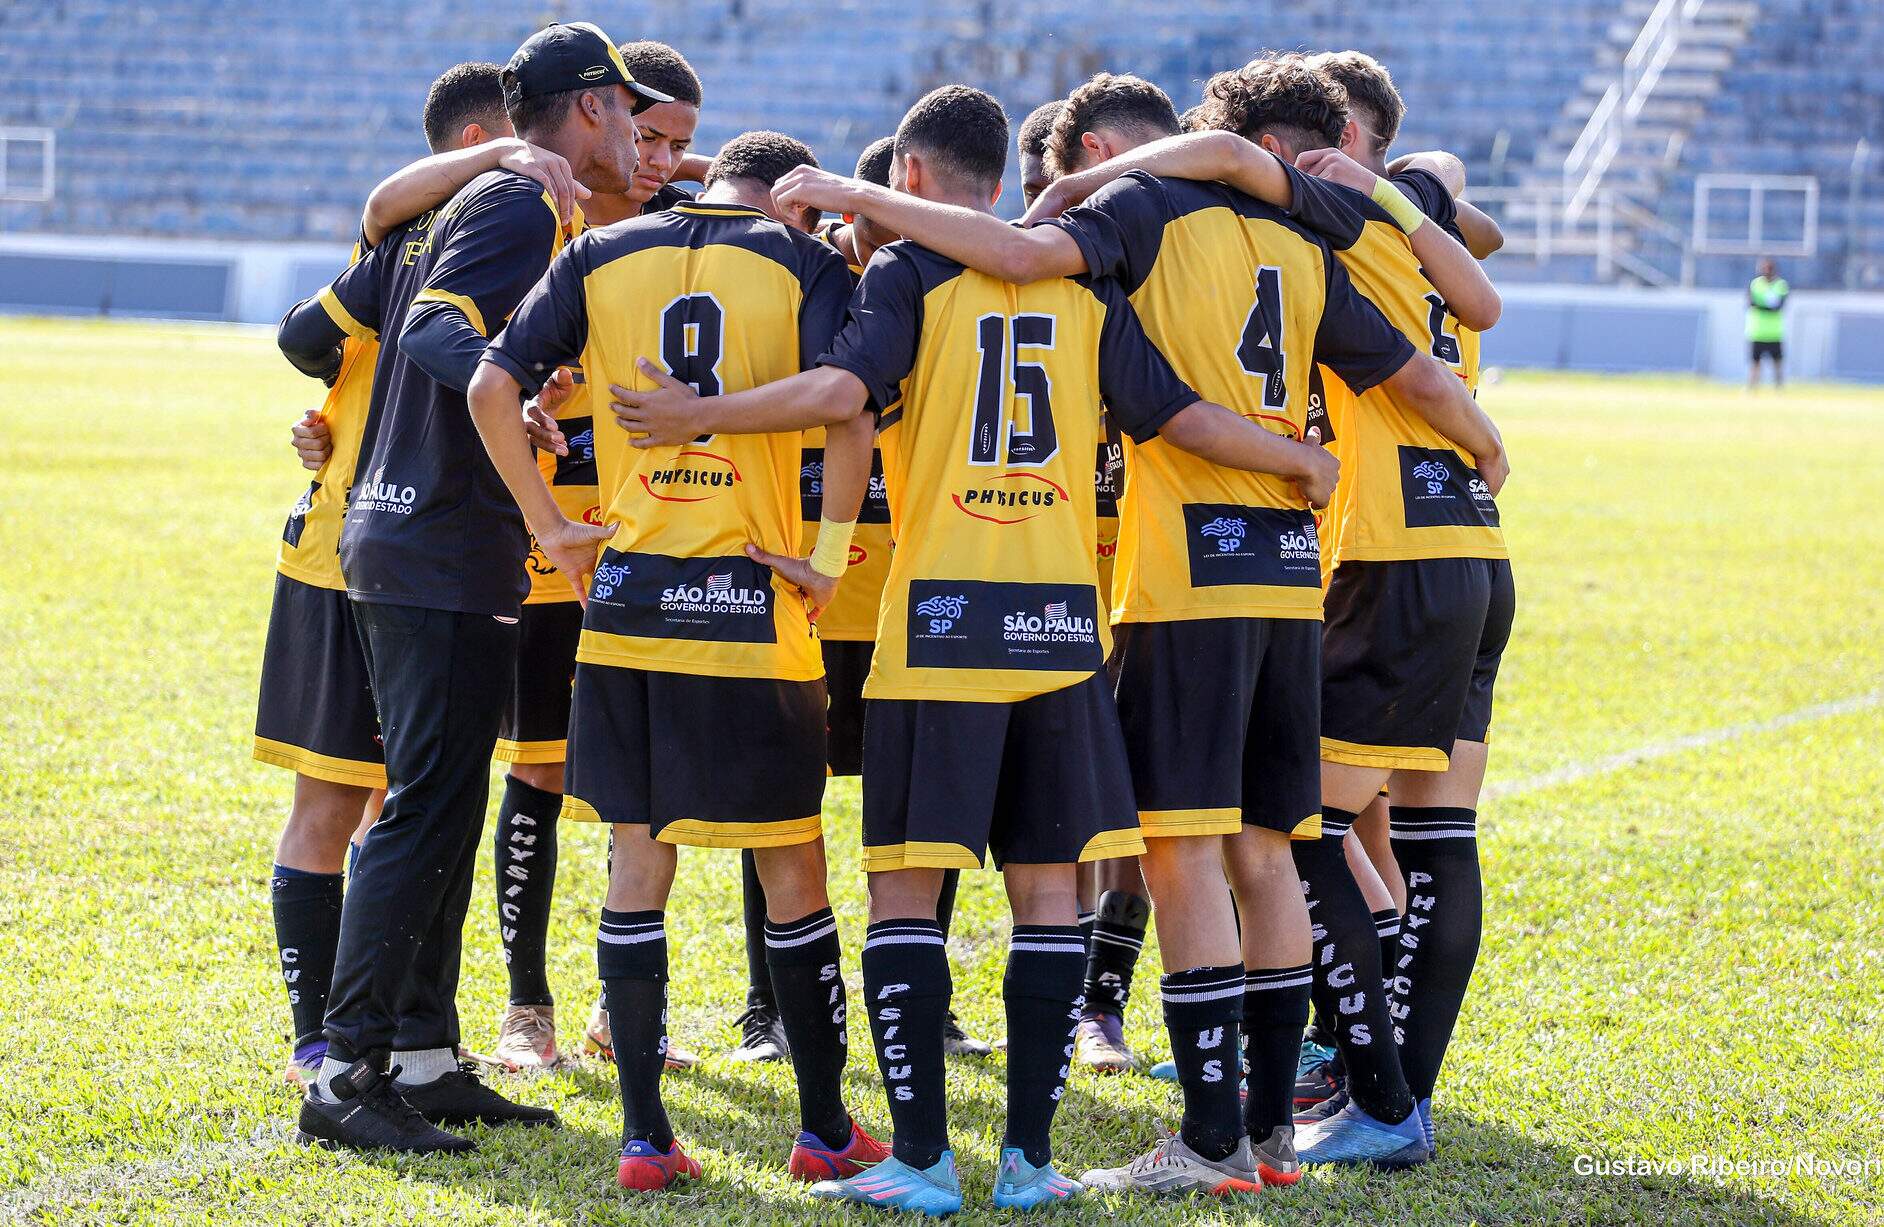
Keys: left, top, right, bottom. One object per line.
{"left": 253, "top": 573, "right": 385, "bottom": 789}
{"left": 823, "top": 639, "right": 872, "bottom": 777}
{"left": 562, "top": 665, "right": 828, "bottom": 848}
{"left": 494, "top": 601, "right": 582, "bottom": 765}
{"left": 1750, "top": 339, "right": 1784, "bottom": 362}
{"left": 1320, "top": 557, "right": 1515, "bottom": 771}
{"left": 1112, "top": 617, "right": 1322, "bottom": 840}
{"left": 861, "top": 671, "right": 1143, "bottom": 871}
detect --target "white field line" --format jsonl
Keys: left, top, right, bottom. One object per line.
{"left": 1485, "top": 690, "right": 1884, "bottom": 801}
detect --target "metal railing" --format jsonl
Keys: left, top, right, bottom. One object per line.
{"left": 1562, "top": 0, "right": 1707, "bottom": 221}
{"left": 1470, "top": 185, "right": 1688, "bottom": 287}
{"left": 1692, "top": 173, "right": 1820, "bottom": 258}
{"left": 0, "top": 127, "right": 56, "bottom": 203}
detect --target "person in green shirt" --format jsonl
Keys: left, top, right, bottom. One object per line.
{"left": 1748, "top": 258, "right": 1789, "bottom": 388}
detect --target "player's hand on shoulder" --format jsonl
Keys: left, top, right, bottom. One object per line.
{"left": 1295, "top": 147, "right": 1377, "bottom": 195}
{"left": 536, "top": 514, "right": 616, "bottom": 605}
{"left": 498, "top": 138, "right": 590, "bottom": 227}
{"left": 610, "top": 358, "right": 705, "bottom": 449}
{"left": 1294, "top": 426, "right": 1340, "bottom": 509}
{"left": 745, "top": 543, "right": 839, "bottom": 623}
{"left": 291, "top": 408, "right": 332, "bottom": 471}
{"left": 772, "top": 165, "right": 863, "bottom": 219}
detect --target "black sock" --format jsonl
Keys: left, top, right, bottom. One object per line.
{"left": 1081, "top": 889, "right": 1148, "bottom": 1019}
{"left": 764, "top": 908, "right": 852, "bottom": 1149}
{"left": 1161, "top": 964, "right": 1246, "bottom": 1161}
{"left": 1389, "top": 806, "right": 1483, "bottom": 1101}
{"left": 1242, "top": 964, "right": 1312, "bottom": 1135}
{"left": 271, "top": 864, "right": 343, "bottom": 1048}
{"left": 494, "top": 775, "right": 559, "bottom": 1006}
{"left": 1003, "top": 925, "right": 1085, "bottom": 1167}
{"left": 598, "top": 908, "right": 672, "bottom": 1150}
{"left": 740, "top": 851, "right": 776, "bottom": 1008}
{"left": 862, "top": 919, "right": 952, "bottom": 1168}
{"left": 1373, "top": 907, "right": 1403, "bottom": 995}
{"left": 935, "top": 869, "right": 961, "bottom": 941}
{"left": 1292, "top": 810, "right": 1413, "bottom": 1124}
{"left": 1077, "top": 908, "right": 1097, "bottom": 950}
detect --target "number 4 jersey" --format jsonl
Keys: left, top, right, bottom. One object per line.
{"left": 482, "top": 199, "right": 854, "bottom": 682}
{"left": 820, "top": 241, "right": 1201, "bottom": 703}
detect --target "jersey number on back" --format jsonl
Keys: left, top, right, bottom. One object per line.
{"left": 660, "top": 293, "right": 723, "bottom": 443}
{"left": 1235, "top": 266, "right": 1288, "bottom": 411}
{"left": 1423, "top": 292, "right": 1463, "bottom": 367}
{"left": 968, "top": 312, "right": 1059, "bottom": 467}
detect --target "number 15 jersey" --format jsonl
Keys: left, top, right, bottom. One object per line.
{"left": 483, "top": 199, "right": 854, "bottom": 682}
{"left": 820, "top": 241, "right": 1201, "bottom": 704}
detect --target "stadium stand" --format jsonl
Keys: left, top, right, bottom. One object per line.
{"left": 0, "top": 0, "right": 1878, "bottom": 288}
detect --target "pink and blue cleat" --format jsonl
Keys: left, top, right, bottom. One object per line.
{"left": 808, "top": 1150, "right": 963, "bottom": 1217}
{"left": 991, "top": 1147, "right": 1082, "bottom": 1210}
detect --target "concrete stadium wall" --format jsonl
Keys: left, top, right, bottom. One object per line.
{"left": 5, "top": 234, "right": 1884, "bottom": 383}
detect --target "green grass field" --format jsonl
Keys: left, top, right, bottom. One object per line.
{"left": 2, "top": 315, "right": 1882, "bottom": 1225}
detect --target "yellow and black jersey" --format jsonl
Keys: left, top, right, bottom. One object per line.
{"left": 1094, "top": 420, "right": 1124, "bottom": 610}
{"left": 1289, "top": 169, "right": 1503, "bottom": 567}
{"left": 798, "top": 221, "right": 892, "bottom": 641}
{"left": 521, "top": 369, "right": 602, "bottom": 604}
{"left": 1047, "top": 168, "right": 1414, "bottom": 623}
{"left": 820, "top": 240, "right": 1200, "bottom": 704}
{"left": 484, "top": 198, "right": 853, "bottom": 681}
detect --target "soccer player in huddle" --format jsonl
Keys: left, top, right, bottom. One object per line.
{"left": 275, "top": 21, "right": 656, "bottom": 1154}
{"left": 778, "top": 65, "right": 1498, "bottom": 1188}
{"left": 1022, "top": 52, "right": 1510, "bottom": 1165}
{"left": 469, "top": 130, "right": 888, "bottom": 1192}
{"left": 262, "top": 59, "right": 585, "bottom": 1090}
{"left": 626, "top": 83, "right": 1340, "bottom": 1214}
{"left": 725, "top": 135, "right": 993, "bottom": 1065}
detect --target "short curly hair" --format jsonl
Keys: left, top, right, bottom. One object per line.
{"left": 1047, "top": 73, "right": 1180, "bottom": 178}
{"left": 705, "top": 129, "right": 818, "bottom": 189}
{"left": 894, "top": 85, "right": 1009, "bottom": 194}
{"left": 617, "top": 40, "right": 703, "bottom": 108}
{"left": 1197, "top": 52, "right": 1349, "bottom": 154}
{"left": 422, "top": 62, "right": 507, "bottom": 153}
{"left": 854, "top": 135, "right": 895, "bottom": 187}
{"left": 1018, "top": 100, "right": 1064, "bottom": 163}
{"left": 1308, "top": 50, "right": 1403, "bottom": 156}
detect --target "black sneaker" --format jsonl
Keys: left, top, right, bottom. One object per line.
{"left": 729, "top": 992, "right": 789, "bottom": 1063}
{"left": 942, "top": 1012, "right": 992, "bottom": 1058}
{"left": 296, "top": 1060, "right": 476, "bottom": 1154}
{"left": 398, "top": 1061, "right": 560, "bottom": 1128}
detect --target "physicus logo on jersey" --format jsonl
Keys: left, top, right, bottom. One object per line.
{"left": 951, "top": 472, "right": 1068, "bottom": 525}
{"left": 906, "top": 581, "right": 1103, "bottom": 673}
{"left": 1398, "top": 446, "right": 1500, "bottom": 529}
{"left": 639, "top": 448, "right": 740, "bottom": 503}
{"left": 357, "top": 467, "right": 418, "bottom": 516}
{"left": 1183, "top": 504, "right": 1321, "bottom": 589}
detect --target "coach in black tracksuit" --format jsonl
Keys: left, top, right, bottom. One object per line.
{"left": 276, "top": 21, "right": 668, "bottom": 1154}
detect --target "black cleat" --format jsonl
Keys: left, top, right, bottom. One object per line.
{"left": 399, "top": 1061, "right": 560, "bottom": 1128}
{"left": 729, "top": 992, "right": 790, "bottom": 1063}
{"left": 296, "top": 1060, "right": 476, "bottom": 1154}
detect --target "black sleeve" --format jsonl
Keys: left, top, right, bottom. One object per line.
{"left": 411, "top": 179, "right": 560, "bottom": 340}
{"left": 797, "top": 241, "right": 854, "bottom": 370}
{"left": 1086, "top": 275, "right": 1201, "bottom": 443}
{"left": 1043, "top": 171, "right": 1169, "bottom": 293}
{"left": 401, "top": 303, "right": 489, "bottom": 393}
{"left": 817, "top": 246, "right": 924, "bottom": 415}
{"left": 1283, "top": 163, "right": 1371, "bottom": 250}
{"left": 1392, "top": 168, "right": 1458, "bottom": 232}
{"left": 1313, "top": 247, "right": 1415, "bottom": 395}
{"left": 276, "top": 246, "right": 384, "bottom": 381}
{"left": 482, "top": 241, "right": 592, "bottom": 397}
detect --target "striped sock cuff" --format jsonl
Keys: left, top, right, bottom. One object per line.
{"left": 863, "top": 918, "right": 945, "bottom": 951}
{"left": 1009, "top": 924, "right": 1087, "bottom": 956}
{"left": 1320, "top": 813, "right": 1355, "bottom": 840}
{"left": 1005, "top": 925, "right": 1085, "bottom": 1001}
{"left": 597, "top": 908, "right": 666, "bottom": 980}
{"left": 1161, "top": 965, "right": 1247, "bottom": 1006}
{"left": 1089, "top": 926, "right": 1146, "bottom": 953}
{"left": 764, "top": 906, "right": 840, "bottom": 966}
{"left": 1244, "top": 964, "right": 1314, "bottom": 993}
{"left": 1389, "top": 806, "right": 1477, "bottom": 842}
{"left": 1372, "top": 908, "right": 1403, "bottom": 939}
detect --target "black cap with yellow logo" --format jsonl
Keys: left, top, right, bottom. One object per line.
{"left": 502, "top": 22, "right": 673, "bottom": 114}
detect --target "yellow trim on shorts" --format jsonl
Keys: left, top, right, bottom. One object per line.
{"left": 862, "top": 841, "right": 983, "bottom": 872}
{"left": 1077, "top": 827, "right": 1149, "bottom": 862}
{"left": 1290, "top": 812, "right": 1324, "bottom": 841}
{"left": 316, "top": 286, "right": 376, "bottom": 342}
{"left": 493, "top": 738, "right": 566, "bottom": 766}
{"left": 1319, "top": 736, "right": 1450, "bottom": 772}
{"left": 252, "top": 736, "right": 386, "bottom": 790}
{"left": 412, "top": 287, "right": 487, "bottom": 337}
{"left": 1137, "top": 808, "right": 1242, "bottom": 839}
{"left": 658, "top": 816, "right": 823, "bottom": 849}
{"left": 561, "top": 794, "right": 604, "bottom": 824}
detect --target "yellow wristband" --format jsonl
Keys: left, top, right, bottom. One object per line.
{"left": 1370, "top": 176, "right": 1427, "bottom": 236}
{"left": 808, "top": 516, "right": 856, "bottom": 579}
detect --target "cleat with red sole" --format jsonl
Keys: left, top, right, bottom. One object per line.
{"left": 617, "top": 1138, "right": 702, "bottom": 1191}
{"left": 788, "top": 1119, "right": 892, "bottom": 1181}
{"left": 1252, "top": 1125, "right": 1301, "bottom": 1186}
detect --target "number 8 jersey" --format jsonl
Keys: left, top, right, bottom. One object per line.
{"left": 820, "top": 242, "right": 1201, "bottom": 704}
{"left": 483, "top": 199, "right": 854, "bottom": 682}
